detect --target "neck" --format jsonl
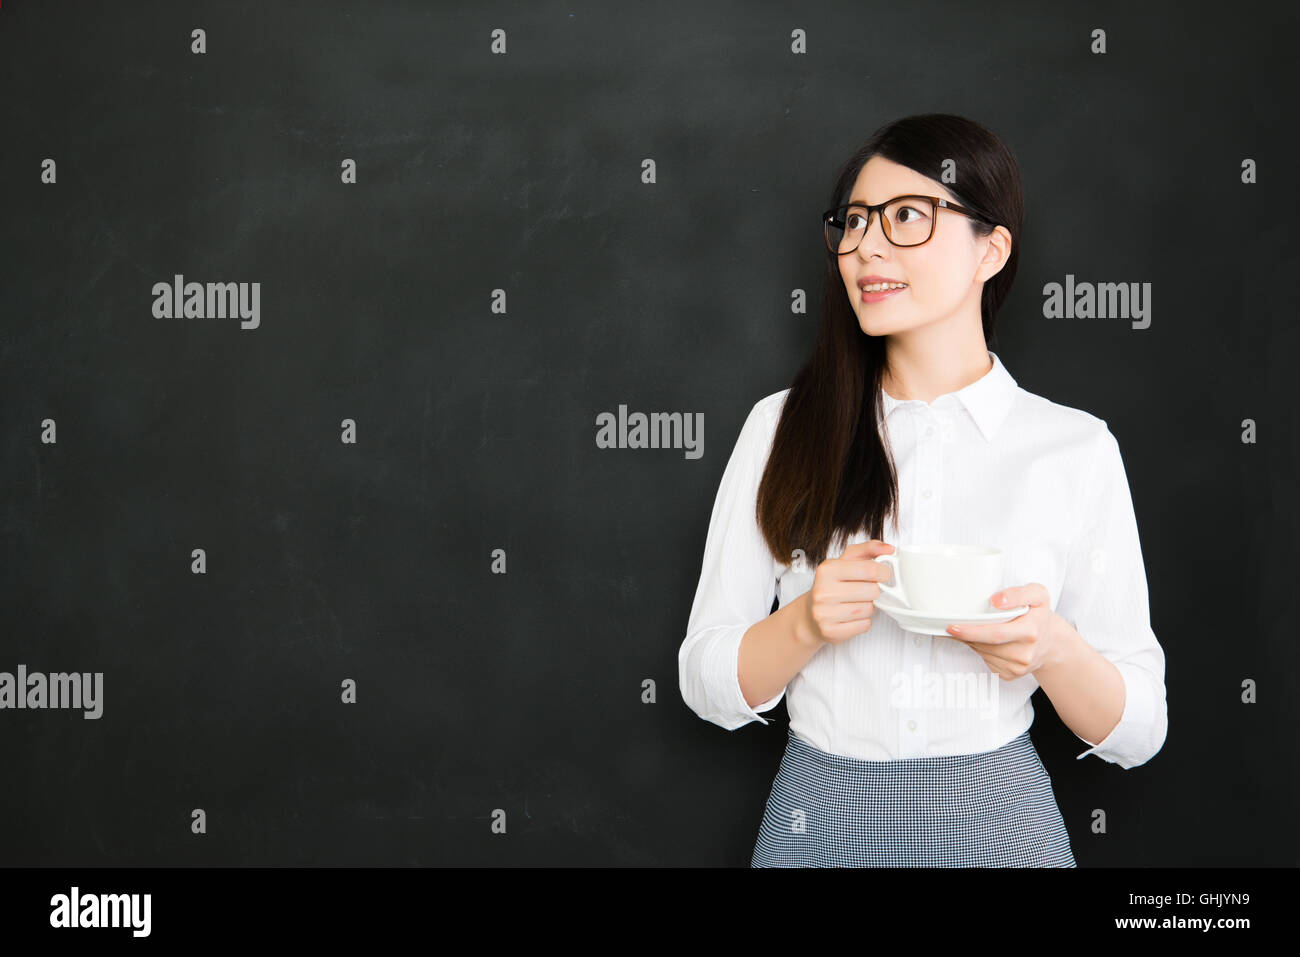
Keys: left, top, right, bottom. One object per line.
{"left": 882, "top": 345, "right": 993, "bottom": 404}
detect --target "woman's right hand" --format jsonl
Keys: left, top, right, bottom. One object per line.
{"left": 798, "top": 539, "right": 897, "bottom": 646}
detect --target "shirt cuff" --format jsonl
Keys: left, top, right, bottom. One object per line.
{"left": 1073, "top": 661, "right": 1161, "bottom": 768}
{"left": 703, "top": 625, "right": 786, "bottom": 728}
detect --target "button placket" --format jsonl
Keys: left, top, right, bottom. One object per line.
{"left": 918, "top": 409, "right": 940, "bottom": 538}
{"left": 906, "top": 407, "right": 945, "bottom": 754}
{"left": 918, "top": 408, "right": 940, "bottom": 508}
{"left": 896, "top": 406, "right": 935, "bottom": 755}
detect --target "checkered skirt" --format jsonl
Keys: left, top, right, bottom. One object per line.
{"left": 751, "top": 727, "right": 1076, "bottom": 867}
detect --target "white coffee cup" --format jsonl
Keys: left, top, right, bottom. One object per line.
{"left": 875, "top": 544, "right": 1005, "bottom": 616}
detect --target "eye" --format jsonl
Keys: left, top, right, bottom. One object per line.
{"left": 893, "top": 204, "right": 928, "bottom": 224}
{"left": 846, "top": 212, "right": 866, "bottom": 229}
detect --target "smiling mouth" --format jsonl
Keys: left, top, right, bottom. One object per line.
{"left": 861, "top": 285, "right": 908, "bottom": 301}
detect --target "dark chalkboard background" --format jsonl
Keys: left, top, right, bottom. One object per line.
{"left": 1, "top": 0, "right": 1296, "bottom": 867}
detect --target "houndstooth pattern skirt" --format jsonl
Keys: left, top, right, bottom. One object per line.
{"left": 751, "top": 727, "right": 1076, "bottom": 867}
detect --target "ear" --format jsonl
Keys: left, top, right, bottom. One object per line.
{"left": 977, "top": 225, "right": 1013, "bottom": 283}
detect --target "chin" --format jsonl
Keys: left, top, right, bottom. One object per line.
{"left": 858, "top": 313, "right": 907, "bottom": 337}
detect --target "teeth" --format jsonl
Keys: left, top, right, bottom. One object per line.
{"left": 863, "top": 282, "right": 907, "bottom": 292}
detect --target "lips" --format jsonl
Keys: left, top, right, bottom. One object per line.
{"left": 860, "top": 284, "right": 907, "bottom": 303}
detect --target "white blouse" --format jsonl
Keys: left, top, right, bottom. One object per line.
{"left": 678, "top": 350, "right": 1168, "bottom": 769}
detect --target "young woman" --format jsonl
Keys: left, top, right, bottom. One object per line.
{"left": 678, "top": 114, "right": 1168, "bottom": 867}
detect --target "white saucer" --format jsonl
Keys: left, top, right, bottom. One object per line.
{"left": 873, "top": 595, "right": 1030, "bottom": 637}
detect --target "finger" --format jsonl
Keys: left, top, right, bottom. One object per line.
{"left": 944, "top": 622, "right": 1017, "bottom": 644}
{"left": 979, "top": 650, "right": 1029, "bottom": 678}
{"left": 827, "top": 601, "right": 876, "bottom": 624}
{"left": 836, "top": 558, "right": 895, "bottom": 583}
{"left": 960, "top": 648, "right": 1017, "bottom": 681}
{"left": 959, "top": 640, "right": 1021, "bottom": 660}
{"left": 956, "top": 608, "right": 1031, "bottom": 638}
{"left": 835, "top": 540, "right": 896, "bottom": 567}
{"left": 824, "top": 581, "right": 882, "bottom": 605}
{"left": 991, "top": 582, "right": 1048, "bottom": 610}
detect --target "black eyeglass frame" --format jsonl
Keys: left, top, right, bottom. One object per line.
{"left": 822, "top": 195, "right": 988, "bottom": 253}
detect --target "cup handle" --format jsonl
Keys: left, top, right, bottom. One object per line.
{"left": 875, "top": 553, "right": 908, "bottom": 606}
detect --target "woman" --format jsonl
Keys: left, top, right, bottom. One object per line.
{"left": 678, "top": 114, "right": 1168, "bottom": 867}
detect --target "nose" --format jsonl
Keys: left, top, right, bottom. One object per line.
{"left": 855, "top": 209, "right": 892, "bottom": 260}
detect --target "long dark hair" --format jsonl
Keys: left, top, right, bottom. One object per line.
{"left": 755, "top": 113, "right": 1025, "bottom": 567}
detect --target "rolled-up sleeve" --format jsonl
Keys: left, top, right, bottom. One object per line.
{"left": 1056, "top": 423, "right": 1168, "bottom": 768}
{"left": 678, "top": 398, "right": 785, "bottom": 730}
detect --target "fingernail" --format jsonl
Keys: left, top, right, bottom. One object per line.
{"left": 948, "top": 625, "right": 962, "bottom": 635}
{"left": 993, "top": 593, "right": 1005, "bottom": 606}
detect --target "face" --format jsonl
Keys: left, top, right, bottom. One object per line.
{"left": 836, "top": 155, "right": 1010, "bottom": 338}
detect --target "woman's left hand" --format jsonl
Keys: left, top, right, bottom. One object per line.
{"left": 944, "top": 583, "right": 1070, "bottom": 680}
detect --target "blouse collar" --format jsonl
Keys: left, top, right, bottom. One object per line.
{"left": 881, "top": 350, "right": 1019, "bottom": 443}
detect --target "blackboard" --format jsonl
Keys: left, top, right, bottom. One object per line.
{"left": 1, "top": 0, "right": 1296, "bottom": 873}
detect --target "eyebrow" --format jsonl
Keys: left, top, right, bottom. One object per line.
{"left": 847, "top": 194, "right": 921, "bottom": 206}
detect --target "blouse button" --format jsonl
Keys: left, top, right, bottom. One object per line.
{"left": 925, "top": 426, "right": 934, "bottom": 437}
{"left": 922, "top": 489, "right": 932, "bottom": 499}
{"left": 907, "top": 720, "right": 917, "bottom": 731}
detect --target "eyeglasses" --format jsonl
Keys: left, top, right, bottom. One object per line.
{"left": 822, "top": 195, "right": 985, "bottom": 254}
